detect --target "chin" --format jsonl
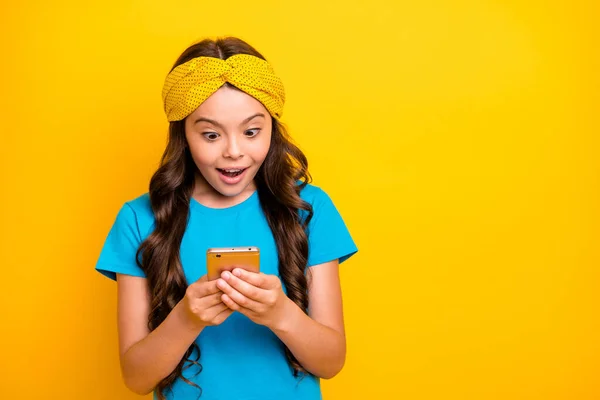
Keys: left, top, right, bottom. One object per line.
{"left": 212, "top": 180, "right": 253, "bottom": 197}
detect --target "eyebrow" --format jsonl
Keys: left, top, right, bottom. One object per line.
{"left": 193, "top": 112, "right": 266, "bottom": 128}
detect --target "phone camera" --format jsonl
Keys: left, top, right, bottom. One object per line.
{"left": 216, "top": 254, "right": 221, "bottom": 258}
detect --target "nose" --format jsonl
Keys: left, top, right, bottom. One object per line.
{"left": 223, "top": 136, "right": 243, "bottom": 159}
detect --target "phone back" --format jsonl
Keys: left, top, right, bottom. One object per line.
{"left": 206, "top": 247, "right": 260, "bottom": 280}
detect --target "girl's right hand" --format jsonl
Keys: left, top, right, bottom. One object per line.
{"left": 180, "top": 275, "right": 233, "bottom": 330}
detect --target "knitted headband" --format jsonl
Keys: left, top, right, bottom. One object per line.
{"left": 161, "top": 53, "right": 285, "bottom": 122}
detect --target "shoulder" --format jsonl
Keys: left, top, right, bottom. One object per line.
{"left": 117, "top": 193, "right": 155, "bottom": 237}
{"left": 296, "top": 181, "right": 340, "bottom": 224}
{"left": 296, "top": 182, "right": 358, "bottom": 266}
{"left": 124, "top": 192, "right": 153, "bottom": 217}
{"left": 297, "top": 181, "right": 330, "bottom": 206}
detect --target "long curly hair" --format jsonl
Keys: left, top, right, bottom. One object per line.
{"left": 135, "top": 36, "right": 314, "bottom": 399}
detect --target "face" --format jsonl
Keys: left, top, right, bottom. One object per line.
{"left": 184, "top": 85, "right": 273, "bottom": 200}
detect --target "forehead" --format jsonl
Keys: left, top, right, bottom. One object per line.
{"left": 189, "top": 85, "right": 268, "bottom": 122}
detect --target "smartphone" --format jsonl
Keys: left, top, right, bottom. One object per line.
{"left": 206, "top": 246, "right": 260, "bottom": 281}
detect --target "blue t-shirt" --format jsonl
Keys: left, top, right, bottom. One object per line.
{"left": 95, "top": 183, "right": 358, "bottom": 400}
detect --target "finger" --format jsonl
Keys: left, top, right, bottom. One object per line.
{"left": 221, "top": 293, "right": 245, "bottom": 313}
{"left": 199, "top": 292, "right": 224, "bottom": 308}
{"left": 197, "top": 274, "right": 208, "bottom": 283}
{"left": 205, "top": 302, "right": 229, "bottom": 319}
{"left": 190, "top": 279, "right": 221, "bottom": 298}
{"left": 218, "top": 281, "right": 261, "bottom": 312}
{"left": 213, "top": 307, "right": 234, "bottom": 324}
{"left": 191, "top": 300, "right": 226, "bottom": 326}
{"left": 231, "top": 268, "right": 271, "bottom": 289}
{"left": 220, "top": 271, "right": 266, "bottom": 302}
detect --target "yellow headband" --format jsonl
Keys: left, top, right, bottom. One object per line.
{"left": 161, "top": 53, "right": 285, "bottom": 122}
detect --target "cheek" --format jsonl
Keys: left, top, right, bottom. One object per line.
{"left": 189, "top": 143, "right": 217, "bottom": 168}
{"left": 253, "top": 134, "right": 272, "bottom": 161}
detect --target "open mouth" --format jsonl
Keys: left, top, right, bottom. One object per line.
{"left": 216, "top": 168, "right": 247, "bottom": 178}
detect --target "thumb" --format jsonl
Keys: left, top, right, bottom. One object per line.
{"left": 197, "top": 274, "right": 208, "bottom": 283}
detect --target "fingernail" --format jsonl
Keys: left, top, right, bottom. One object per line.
{"left": 217, "top": 279, "right": 226, "bottom": 288}
{"left": 222, "top": 271, "right": 230, "bottom": 280}
{"left": 233, "top": 269, "right": 241, "bottom": 277}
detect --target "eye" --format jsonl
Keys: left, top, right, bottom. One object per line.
{"left": 202, "top": 132, "right": 219, "bottom": 141}
{"left": 245, "top": 128, "right": 261, "bottom": 138}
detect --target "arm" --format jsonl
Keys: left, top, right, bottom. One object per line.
{"left": 116, "top": 274, "right": 202, "bottom": 395}
{"left": 217, "top": 259, "right": 346, "bottom": 379}
{"left": 272, "top": 260, "right": 346, "bottom": 379}
{"left": 116, "top": 274, "right": 229, "bottom": 395}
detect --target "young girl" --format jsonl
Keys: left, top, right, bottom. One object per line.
{"left": 95, "top": 36, "right": 358, "bottom": 400}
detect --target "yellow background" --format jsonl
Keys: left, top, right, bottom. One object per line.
{"left": 1, "top": 1, "right": 598, "bottom": 399}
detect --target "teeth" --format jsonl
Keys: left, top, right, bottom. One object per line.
{"left": 224, "top": 169, "right": 241, "bottom": 172}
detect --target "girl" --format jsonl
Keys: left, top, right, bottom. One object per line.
{"left": 95, "top": 36, "right": 358, "bottom": 400}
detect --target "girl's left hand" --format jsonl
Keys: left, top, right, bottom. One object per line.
{"left": 216, "top": 268, "right": 293, "bottom": 330}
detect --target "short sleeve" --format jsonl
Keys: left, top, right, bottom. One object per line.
{"left": 95, "top": 203, "right": 146, "bottom": 281}
{"left": 306, "top": 188, "right": 358, "bottom": 267}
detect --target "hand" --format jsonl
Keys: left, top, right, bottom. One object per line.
{"left": 180, "top": 275, "right": 233, "bottom": 330}
{"left": 216, "top": 268, "right": 293, "bottom": 330}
